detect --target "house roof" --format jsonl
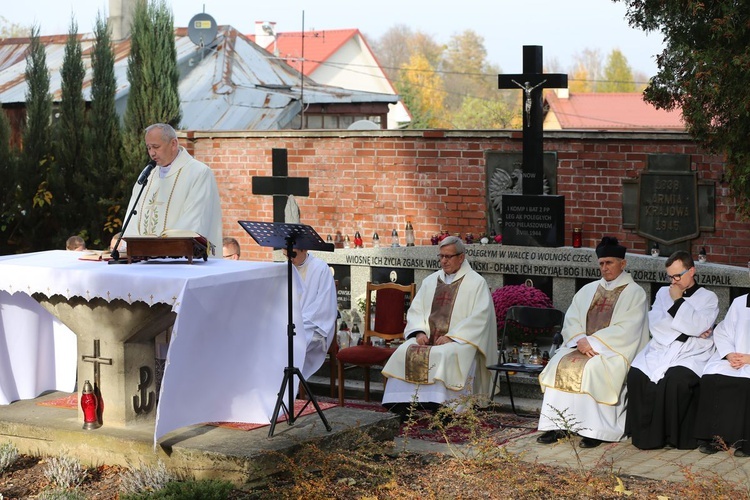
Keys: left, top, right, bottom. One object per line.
{"left": 0, "top": 26, "right": 397, "bottom": 130}
{"left": 544, "top": 91, "right": 685, "bottom": 131}
{"left": 251, "top": 28, "right": 360, "bottom": 75}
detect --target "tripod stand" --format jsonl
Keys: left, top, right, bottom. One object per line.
{"left": 239, "top": 221, "right": 333, "bottom": 437}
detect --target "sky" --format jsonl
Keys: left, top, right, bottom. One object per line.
{"left": 2, "top": 0, "right": 665, "bottom": 77}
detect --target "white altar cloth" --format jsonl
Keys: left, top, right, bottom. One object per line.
{"left": 0, "top": 251, "right": 305, "bottom": 443}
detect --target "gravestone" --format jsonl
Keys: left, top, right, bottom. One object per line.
{"left": 498, "top": 46, "right": 567, "bottom": 247}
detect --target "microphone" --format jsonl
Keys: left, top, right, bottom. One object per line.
{"left": 137, "top": 160, "right": 157, "bottom": 185}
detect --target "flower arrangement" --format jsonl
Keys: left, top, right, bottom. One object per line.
{"left": 492, "top": 282, "right": 553, "bottom": 332}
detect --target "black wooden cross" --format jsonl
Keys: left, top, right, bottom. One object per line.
{"left": 498, "top": 46, "right": 567, "bottom": 195}
{"left": 252, "top": 148, "right": 310, "bottom": 222}
{"left": 81, "top": 339, "right": 112, "bottom": 395}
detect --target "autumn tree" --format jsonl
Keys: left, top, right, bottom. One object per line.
{"left": 0, "top": 16, "right": 30, "bottom": 38}
{"left": 599, "top": 48, "right": 636, "bottom": 92}
{"left": 617, "top": 0, "right": 750, "bottom": 216}
{"left": 121, "top": 0, "right": 181, "bottom": 184}
{"left": 371, "top": 25, "right": 443, "bottom": 81}
{"left": 442, "top": 30, "right": 498, "bottom": 113}
{"left": 396, "top": 53, "right": 447, "bottom": 129}
{"left": 88, "top": 12, "right": 124, "bottom": 244}
{"left": 570, "top": 48, "right": 602, "bottom": 92}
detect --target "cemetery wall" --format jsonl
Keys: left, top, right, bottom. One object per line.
{"left": 180, "top": 129, "right": 746, "bottom": 266}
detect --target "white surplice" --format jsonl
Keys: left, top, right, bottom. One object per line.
{"left": 702, "top": 294, "right": 750, "bottom": 378}
{"left": 631, "top": 285, "right": 718, "bottom": 383}
{"left": 382, "top": 260, "right": 498, "bottom": 405}
{"left": 294, "top": 253, "right": 338, "bottom": 379}
{"left": 538, "top": 271, "right": 649, "bottom": 441}
{"left": 123, "top": 147, "right": 223, "bottom": 256}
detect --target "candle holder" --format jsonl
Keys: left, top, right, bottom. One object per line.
{"left": 572, "top": 227, "right": 582, "bottom": 248}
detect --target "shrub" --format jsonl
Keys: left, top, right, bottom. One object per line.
{"left": 0, "top": 441, "right": 19, "bottom": 473}
{"left": 42, "top": 454, "right": 87, "bottom": 489}
{"left": 121, "top": 479, "right": 234, "bottom": 499}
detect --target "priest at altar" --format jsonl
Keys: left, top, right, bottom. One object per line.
{"left": 122, "top": 123, "right": 223, "bottom": 255}
{"left": 537, "top": 236, "right": 649, "bottom": 448}
{"left": 381, "top": 236, "right": 498, "bottom": 416}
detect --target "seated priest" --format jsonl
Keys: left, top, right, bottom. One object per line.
{"left": 284, "top": 246, "right": 338, "bottom": 380}
{"left": 626, "top": 250, "right": 718, "bottom": 450}
{"left": 537, "top": 236, "right": 649, "bottom": 448}
{"left": 122, "top": 123, "right": 223, "bottom": 254}
{"left": 381, "top": 236, "right": 498, "bottom": 416}
{"left": 694, "top": 294, "right": 750, "bottom": 457}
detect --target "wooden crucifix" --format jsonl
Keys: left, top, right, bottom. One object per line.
{"left": 252, "top": 148, "right": 310, "bottom": 222}
{"left": 498, "top": 45, "right": 567, "bottom": 195}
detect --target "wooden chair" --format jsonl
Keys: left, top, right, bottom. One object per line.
{"left": 487, "top": 305, "right": 564, "bottom": 415}
{"left": 336, "top": 281, "right": 416, "bottom": 406}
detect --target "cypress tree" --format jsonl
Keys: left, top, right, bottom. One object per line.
{"left": 18, "top": 25, "right": 56, "bottom": 252}
{"left": 88, "top": 12, "right": 123, "bottom": 245}
{"left": 0, "top": 108, "right": 16, "bottom": 253}
{"left": 56, "top": 17, "right": 88, "bottom": 242}
{"left": 121, "top": 0, "right": 181, "bottom": 183}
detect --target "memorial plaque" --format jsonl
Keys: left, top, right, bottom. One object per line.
{"left": 637, "top": 172, "right": 699, "bottom": 245}
{"left": 501, "top": 194, "right": 565, "bottom": 247}
{"left": 330, "top": 264, "right": 351, "bottom": 310}
{"left": 371, "top": 267, "right": 414, "bottom": 286}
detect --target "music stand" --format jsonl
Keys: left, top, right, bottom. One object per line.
{"left": 239, "top": 220, "right": 334, "bottom": 437}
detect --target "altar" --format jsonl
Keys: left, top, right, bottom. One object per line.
{"left": 0, "top": 251, "right": 304, "bottom": 444}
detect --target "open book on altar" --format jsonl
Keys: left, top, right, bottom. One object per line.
{"left": 123, "top": 229, "right": 213, "bottom": 264}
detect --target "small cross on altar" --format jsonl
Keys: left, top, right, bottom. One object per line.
{"left": 498, "top": 46, "right": 567, "bottom": 195}
{"left": 81, "top": 339, "right": 113, "bottom": 394}
{"left": 252, "top": 148, "right": 310, "bottom": 222}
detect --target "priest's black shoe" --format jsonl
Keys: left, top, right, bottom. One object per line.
{"left": 579, "top": 437, "right": 604, "bottom": 448}
{"left": 698, "top": 442, "right": 720, "bottom": 455}
{"left": 536, "top": 430, "right": 568, "bottom": 444}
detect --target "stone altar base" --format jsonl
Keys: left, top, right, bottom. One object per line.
{"left": 0, "top": 391, "right": 399, "bottom": 484}
{"left": 34, "top": 295, "right": 176, "bottom": 427}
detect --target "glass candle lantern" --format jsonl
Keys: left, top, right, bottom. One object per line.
{"left": 572, "top": 227, "right": 582, "bottom": 248}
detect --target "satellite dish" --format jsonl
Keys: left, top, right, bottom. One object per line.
{"left": 187, "top": 12, "right": 218, "bottom": 47}
{"left": 347, "top": 119, "right": 380, "bottom": 130}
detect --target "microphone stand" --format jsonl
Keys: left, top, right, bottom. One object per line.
{"left": 109, "top": 165, "right": 153, "bottom": 264}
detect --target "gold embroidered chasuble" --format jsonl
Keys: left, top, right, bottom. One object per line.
{"left": 122, "top": 148, "right": 223, "bottom": 254}
{"left": 404, "top": 277, "right": 463, "bottom": 383}
{"left": 553, "top": 284, "right": 627, "bottom": 392}
{"left": 381, "top": 260, "right": 498, "bottom": 397}
{"left": 538, "top": 271, "right": 649, "bottom": 405}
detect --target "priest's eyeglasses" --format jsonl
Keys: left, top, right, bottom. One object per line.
{"left": 667, "top": 268, "right": 690, "bottom": 282}
{"left": 437, "top": 253, "right": 461, "bottom": 260}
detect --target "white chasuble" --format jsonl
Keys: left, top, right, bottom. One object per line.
{"left": 382, "top": 260, "right": 498, "bottom": 403}
{"left": 123, "top": 148, "right": 223, "bottom": 255}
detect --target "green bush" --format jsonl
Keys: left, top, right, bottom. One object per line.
{"left": 121, "top": 479, "right": 234, "bottom": 499}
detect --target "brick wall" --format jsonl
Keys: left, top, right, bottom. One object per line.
{"left": 182, "top": 129, "right": 747, "bottom": 266}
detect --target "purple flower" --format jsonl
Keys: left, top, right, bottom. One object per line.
{"left": 492, "top": 284, "right": 553, "bottom": 331}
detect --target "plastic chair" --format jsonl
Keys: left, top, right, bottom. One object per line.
{"left": 488, "top": 305, "right": 564, "bottom": 415}
{"left": 336, "top": 281, "right": 415, "bottom": 406}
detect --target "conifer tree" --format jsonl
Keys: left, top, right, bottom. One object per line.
{"left": 17, "top": 25, "right": 56, "bottom": 251}
{"left": 0, "top": 108, "right": 15, "bottom": 253}
{"left": 121, "top": 0, "right": 181, "bottom": 183}
{"left": 88, "top": 12, "right": 123, "bottom": 244}
{"left": 56, "top": 17, "right": 88, "bottom": 242}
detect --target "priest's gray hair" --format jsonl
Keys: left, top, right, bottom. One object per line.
{"left": 144, "top": 123, "right": 177, "bottom": 142}
{"left": 439, "top": 235, "right": 465, "bottom": 254}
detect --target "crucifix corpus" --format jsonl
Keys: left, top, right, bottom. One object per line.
{"left": 497, "top": 46, "right": 568, "bottom": 247}
{"left": 498, "top": 45, "right": 567, "bottom": 195}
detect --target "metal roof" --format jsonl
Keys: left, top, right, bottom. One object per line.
{"left": 0, "top": 26, "right": 398, "bottom": 130}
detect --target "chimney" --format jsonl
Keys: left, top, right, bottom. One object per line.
{"left": 554, "top": 88, "right": 570, "bottom": 99}
{"left": 109, "top": 0, "right": 137, "bottom": 41}
{"left": 255, "top": 21, "right": 278, "bottom": 55}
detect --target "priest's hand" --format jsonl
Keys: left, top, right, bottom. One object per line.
{"left": 435, "top": 335, "right": 454, "bottom": 346}
{"left": 727, "top": 352, "right": 749, "bottom": 369}
{"left": 698, "top": 327, "right": 713, "bottom": 339}
{"left": 415, "top": 332, "right": 429, "bottom": 345}
{"left": 577, "top": 337, "right": 598, "bottom": 357}
{"left": 669, "top": 283, "right": 683, "bottom": 301}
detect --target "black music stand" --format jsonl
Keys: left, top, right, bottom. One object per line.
{"left": 239, "top": 220, "right": 334, "bottom": 437}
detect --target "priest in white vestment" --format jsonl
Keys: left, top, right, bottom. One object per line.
{"left": 284, "top": 248, "right": 338, "bottom": 379}
{"left": 694, "top": 294, "right": 750, "bottom": 457}
{"left": 381, "top": 236, "right": 498, "bottom": 416}
{"left": 537, "top": 236, "right": 649, "bottom": 448}
{"left": 626, "top": 250, "right": 718, "bottom": 450}
{"left": 123, "top": 123, "right": 223, "bottom": 255}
